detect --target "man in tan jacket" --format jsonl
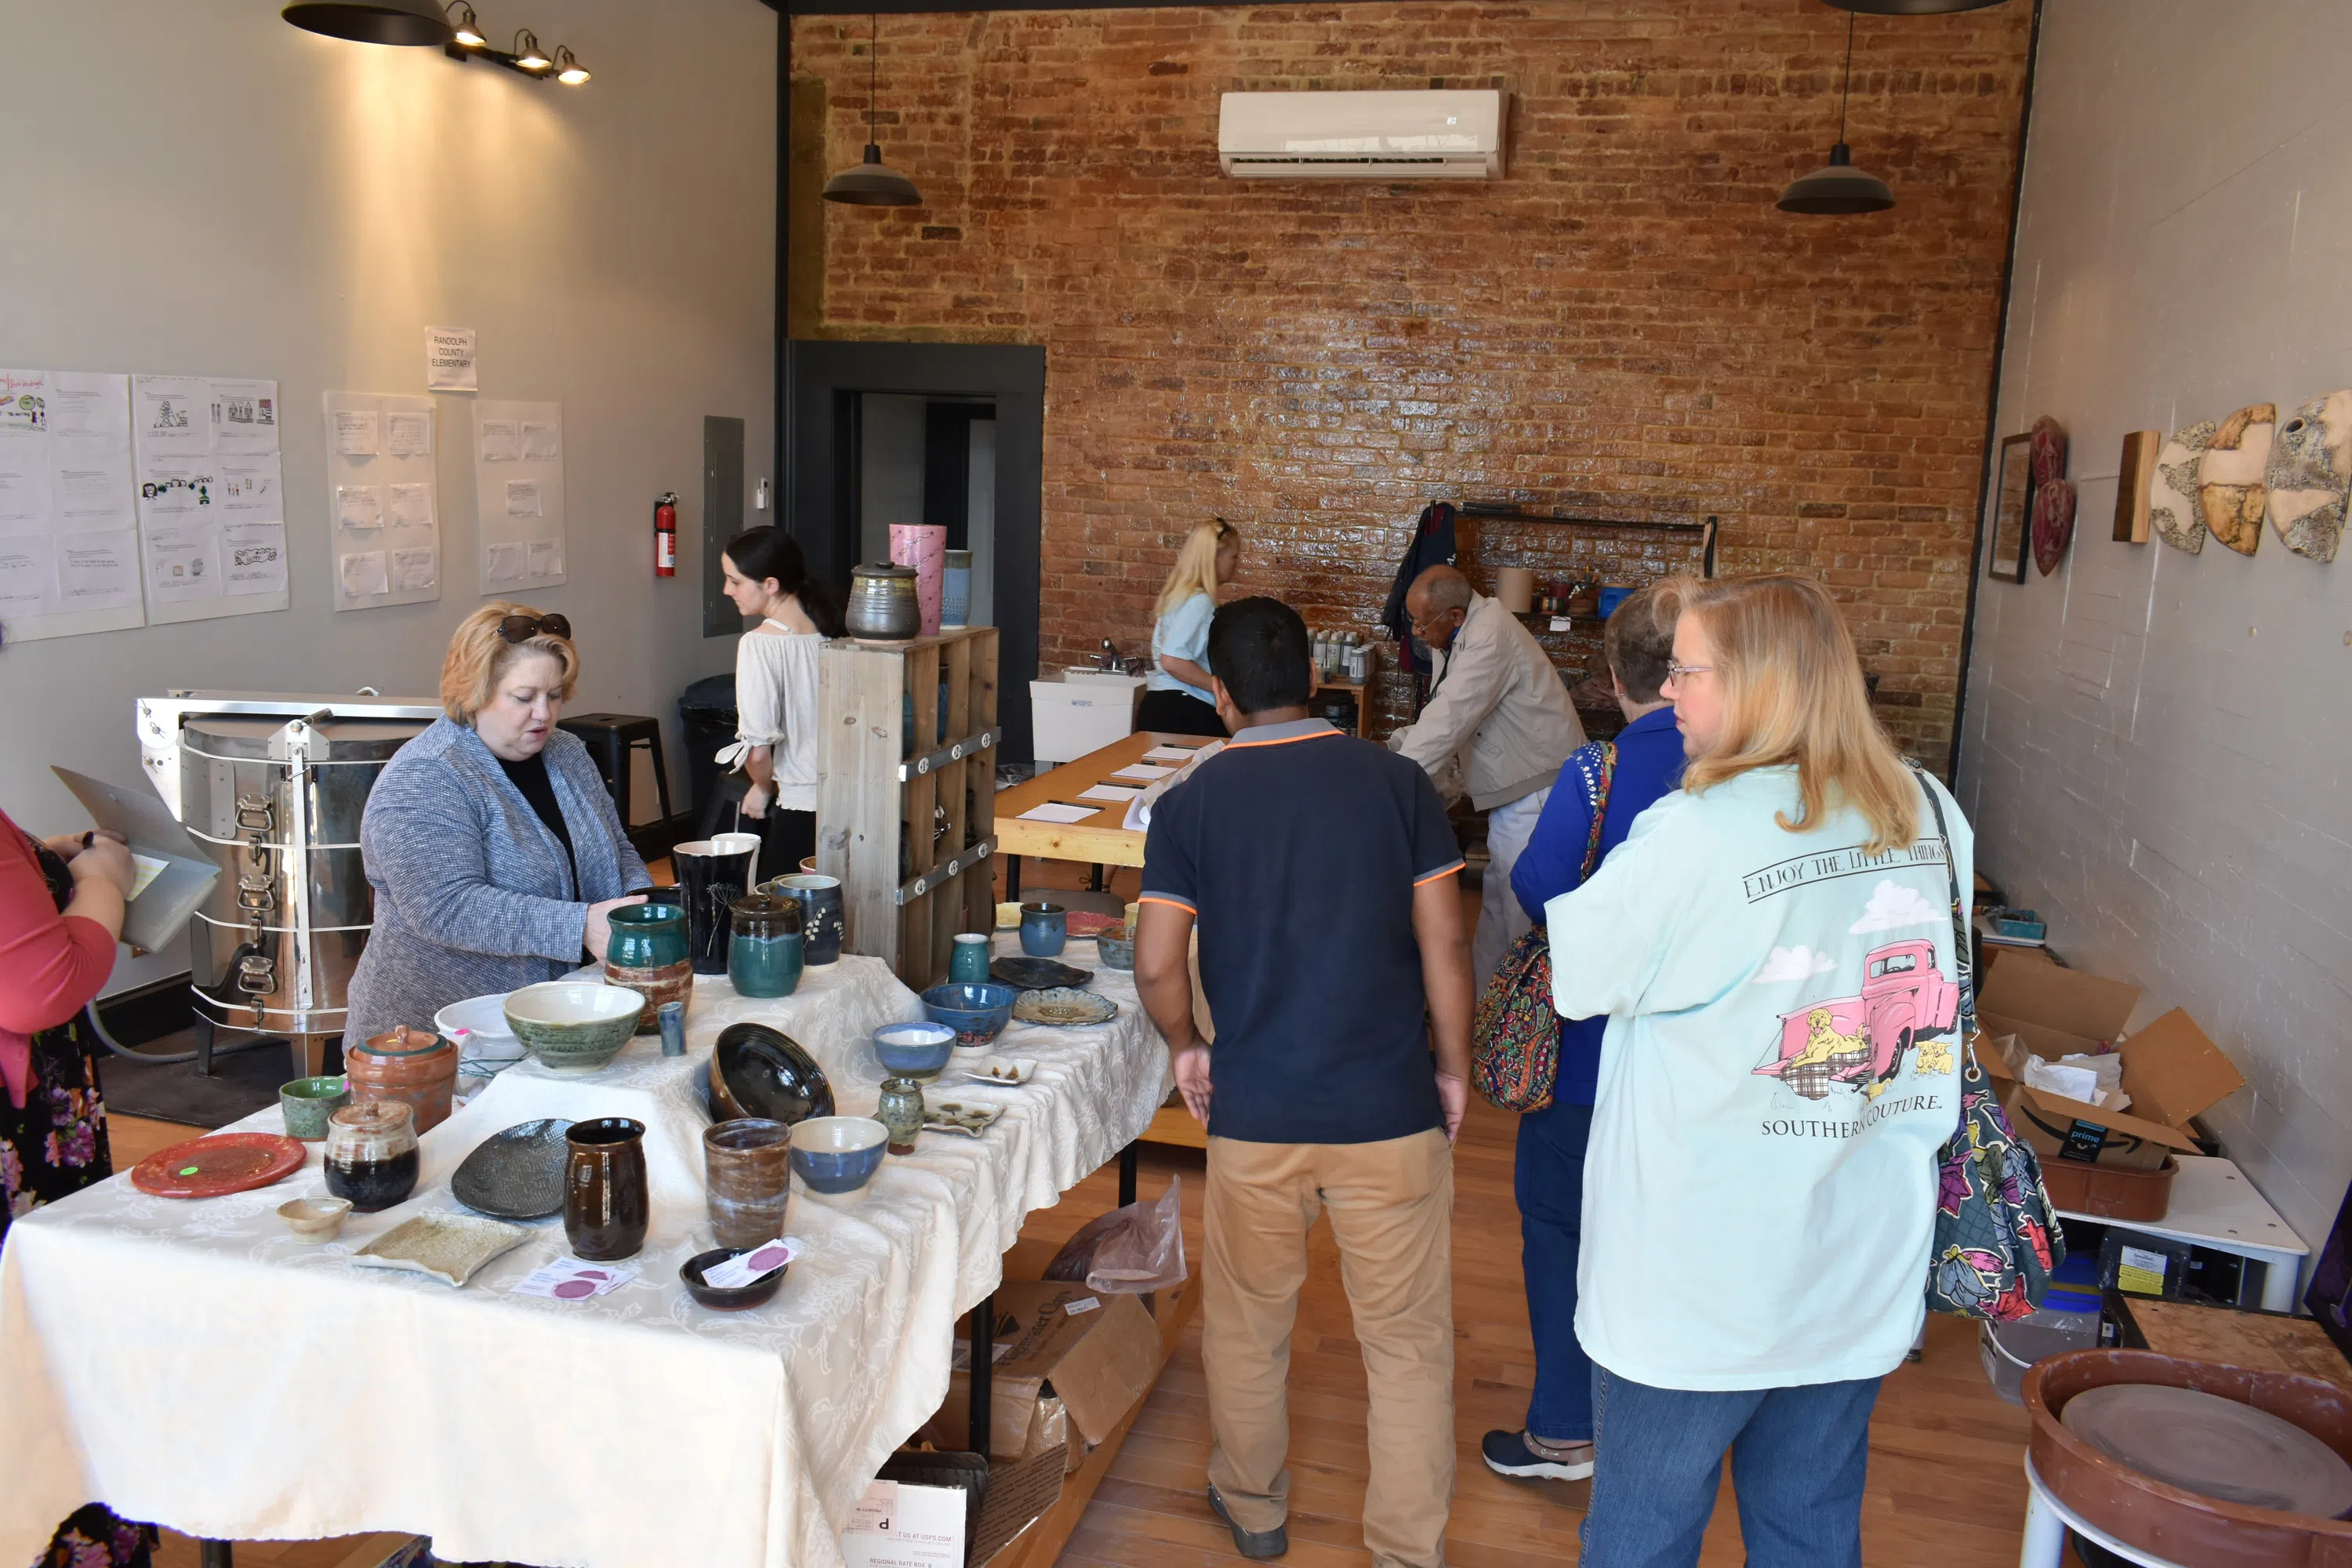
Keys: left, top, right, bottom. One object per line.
{"left": 1389, "top": 565, "right": 1587, "bottom": 985}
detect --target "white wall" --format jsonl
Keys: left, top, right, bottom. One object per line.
{"left": 0, "top": 2, "right": 775, "bottom": 990}
{"left": 1958, "top": 0, "right": 2352, "bottom": 1271}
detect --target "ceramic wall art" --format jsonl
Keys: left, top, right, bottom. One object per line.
{"left": 2114, "top": 430, "right": 2159, "bottom": 544}
{"left": 2151, "top": 421, "right": 2216, "bottom": 554}
{"left": 2197, "top": 402, "right": 2275, "bottom": 555}
{"left": 2265, "top": 389, "right": 2352, "bottom": 563}
{"left": 2029, "top": 416, "right": 2068, "bottom": 488}
{"left": 2033, "top": 479, "right": 2077, "bottom": 575}
{"left": 1987, "top": 434, "right": 2033, "bottom": 583}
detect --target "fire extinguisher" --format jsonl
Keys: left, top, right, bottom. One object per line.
{"left": 653, "top": 492, "right": 678, "bottom": 577}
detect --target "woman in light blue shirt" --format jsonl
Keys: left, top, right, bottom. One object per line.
{"left": 1549, "top": 574, "right": 1971, "bottom": 1568}
{"left": 1137, "top": 518, "right": 1239, "bottom": 736}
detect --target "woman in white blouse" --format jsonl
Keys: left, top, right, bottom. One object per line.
{"left": 718, "top": 528, "right": 844, "bottom": 880}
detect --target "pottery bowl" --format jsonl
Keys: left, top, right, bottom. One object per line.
{"left": 277, "top": 1196, "right": 353, "bottom": 1243}
{"left": 789, "top": 1116, "right": 889, "bottom": 1195}
{"left": 920, "top": 982, "right": 1018, "bottom": 1047}
{"left": 873, "top": 1022, "right": 957, "bottom": 1080}
{"left": 710, "top": 1022, "right": 836, "bottom": 1126}
{"left": 680, "top": 1245, "right": 789, "bottom": 1312}
{"left": 279, "top": 1076, "right": 350, "bottom": 1141}
{"left": 1094, "top": 924, "right": 1136, "bottom": 971}
{"left": 503, "top": 982, "right": 644, "bottom": 1071}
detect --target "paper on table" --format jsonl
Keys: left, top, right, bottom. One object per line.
{"left": 391, "top": 546, "right": 436, "bottom": 591}
{"left": 331, "top": 408, "right": 379, "bottom": 457}
{"left": 520, "top": 421, "right": 559, "bottom": 461}
{"left": 0, "top": 539, "right": 54, "bottom": 612}
{"left": 146, "top": 524, "right": 222, "bottom": 602}
{"left": 1142, "top": 746, "right": 1201, "bottom": 763}
{"left": 222, "top": 523, "right": 286, "bottom": 595}
{"left": 336, "top": 485, "right": 382, "bottom": 529}
{"left": 387, "top": 482, "right": 432, "bottom": 527}
{"left": 485, "top": 541, "right": 526, "bottom": 583}
{"left": 510, "top": 1259, "right": 637, "bottom": 1301}
{"left": 339, "top": 550, "right": 389, "bottom": 598}
{"left": 505, "top": 480, "right": 542, "bottom": 517}
{"left": 1016, "top": 802, "right": 1099, "bottom": 824}
{"left": 479, "top": 419, "right": 521, "bottom": 462}
{"left": 385, "top": 410, "right": 431, "bottom": 457}
{"left": 1110, "top": 763, "right": 1174, "bottom": 782}
{"left": 527, "top": 537, "right": 560, "bottom": 576}
{"left": 55, "top": 532, "right": 138, "bottom": 608}
{"left": 1076, "top": 783, "right": 1143, "bottom": 804}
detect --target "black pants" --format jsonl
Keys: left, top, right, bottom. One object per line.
{"left": 1136, "top": 688, "right": 1225, "bottom": 737}
{"left": 750, "top": 806, "right": 816, "bottom": 884}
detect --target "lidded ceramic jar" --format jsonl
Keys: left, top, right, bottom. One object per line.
{"left": 323, "top": 1100, "right": 419, "bottom": 1213}
{"left": 846, "top": 563, "right": 921, "bottom": 642}
{"left": 344, "top": 1025, "right": 458, "bottom": 1133}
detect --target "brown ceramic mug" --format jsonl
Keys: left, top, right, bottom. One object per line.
{"left": 564, "top": 1117, "right": 650, "bottom": 1261}
{"left": 702, "top": 1118, "right": 793, "bottom": 1249}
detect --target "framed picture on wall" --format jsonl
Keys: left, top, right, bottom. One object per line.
{"left": 1987, "top": 433, "right": 2033, "bottom": 583}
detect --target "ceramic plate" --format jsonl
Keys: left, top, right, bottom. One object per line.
{"left": 990, "top": 956, "right": 1094, "bottom": 991}
{"left": 451, "top": 1118, "right": 573, "bottom": 1219}
{"left": 434, "top": 990, "right": 517, "bottom": 1042}
{"left": 350, "top": 1211, "right": 531, "bottom": 1288}
{"left": 921, "top": 1100, "right": 1004, "bottom": 1137}
{"left": 130, "top": 1133, "right": 307, "bottom": 1200}
{"left": 957, "top": 1056, "right": 1038, "bottom": 1087}
{"left": 1012, "top": 987, "right": 1118, "bottom": 1028}
{"left": 1065, "top": 911, "right": 1122, "bottom": 937}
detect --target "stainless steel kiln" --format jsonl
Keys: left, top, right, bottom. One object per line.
{"left": 138, "top": 691, "right": 438, "bottom": 1054}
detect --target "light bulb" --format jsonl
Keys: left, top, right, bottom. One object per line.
{"left": 447, "top": 2, "right": 484, "bottom": 45}
{"left": 514, "top": 29, "right": 550, "bottom": 71}
{"left": 554, "top": 45, "right": 589, "bottom": 85}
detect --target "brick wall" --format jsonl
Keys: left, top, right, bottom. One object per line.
{"left": 794, "top": 1, "right": 2031, "bottom": 757}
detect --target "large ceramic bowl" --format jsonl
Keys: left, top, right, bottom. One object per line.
{"left": 502, "top": 982, "right": 644, "bottom": 1072}
{"left": 920, "top": 982, "right": 1018, "bottom": 1047}
{"left": 710, "top": 1022, "right": 836, "bottom": 1126}
{"left": 873, "top": 1022, "right": 956, "bottom": 1080}
{"left": 789, "top": 1116, "right": 889, "bottom": 1195}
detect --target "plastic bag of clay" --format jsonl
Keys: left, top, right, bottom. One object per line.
{"left": 1044, "top": 1176, "right": 1186, "bottom": 1294}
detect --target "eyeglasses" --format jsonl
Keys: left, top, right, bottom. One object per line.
{"left": 497, "top": 613, "right": 572, "bottom": 644}
{"left": 1664, "top": 659, "right": 1714, "bottom": 682}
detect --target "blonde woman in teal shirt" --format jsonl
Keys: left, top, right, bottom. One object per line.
{"left": 1138, "top": 518, "right": 1239, "bottom": 737}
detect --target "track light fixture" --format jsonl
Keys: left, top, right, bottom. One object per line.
{"left": 426, "top": 10, "right": 588, "bottom": 85}
{"left": 824, "top": 13, "right": 922, "bottom": 207}
{"left": 511, "top": 29, "right": 550, "bottom": 72}
{"left": 1778, "top": 12, "right": 1895, "bottom": 215}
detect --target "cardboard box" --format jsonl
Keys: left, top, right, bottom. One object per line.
{"left": 924, "top": 1281, "right": 1166, "bottom": 1470}
{"left": 1976, "top": 957, "right": 2245, "bottom": 1171}
{"left": 1030, "top": 673, "right": 1144, "bottom": 764}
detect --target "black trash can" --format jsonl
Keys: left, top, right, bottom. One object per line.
{"left": 678, "top": 672, "right": 738, "bottom": 833}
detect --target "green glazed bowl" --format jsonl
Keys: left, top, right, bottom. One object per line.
{"left": 503, "top": 982, "right": 645, "bottom": 1073}
{"left": 279, "top": 1076, "right": 350, "bottom": 1141}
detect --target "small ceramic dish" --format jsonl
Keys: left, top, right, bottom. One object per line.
{"left": 1013, "top": 987, "right": 1119, "bottom": 1028}
{"left": 873, "top": 1021, "right": 957, "bottom": 1080}
{"left": 921, "top": 1100, "right": 1004, "bottom": 1137}
{"left": 350, "top": 1211, "right": 531, "bottom": 1287}
{"left": 958, "top": 1056, "right": 1037, "bottom": 1087}
{"left": 681, "top": 1244, "right": 789, "bottom": 1312}
{"left": 503, "top": 982, "right": 644, "bottom": 1072}
{"left": 1094, "top": 924, "right": 1136, "bottom": 971}
{"left": 278, "top": 1196, "right": 353, "bottom": 1243}
{"left": 921, "top": 982, "right": 1018, "bottom": 1047}
{"left": 789, "top": 1116, "right": 889, "bottom": 1196}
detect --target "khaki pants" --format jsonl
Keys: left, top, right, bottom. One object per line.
{"left": 1203, "top": 1129, "right": 1457, "bottom": 1568}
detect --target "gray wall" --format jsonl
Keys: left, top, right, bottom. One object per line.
{"left": 0, "top": 2, "right": 775, "bottom": 992}
{"left": 1958, "top": 0, "right": 2352, "bottom": 1271}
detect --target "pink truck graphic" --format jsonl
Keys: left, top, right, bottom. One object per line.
{"left": 1755, "top": 938, "right": 1959, "bottom": 1101}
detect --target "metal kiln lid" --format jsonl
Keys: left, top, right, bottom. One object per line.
{"left": 181, "top": 715, "right": 424, "bottom": 761}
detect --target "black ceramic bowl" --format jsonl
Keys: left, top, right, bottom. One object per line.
{"left": 680, "top": 1246, "right": 789, "bottom": 1311}
{"left": 708, "top": 1022, "right": 835, "bottom": 1126}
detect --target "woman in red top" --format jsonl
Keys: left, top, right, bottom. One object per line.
{"left": 1, "top": 805, "right": 159, "bottom": 1568}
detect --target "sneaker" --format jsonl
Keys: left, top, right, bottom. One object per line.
{"left": 1481, "top": 1428, "right": 1596, "bottom": 1481}
{"left": 1207, "top": 1484, "right": 1289, "bottom": 1559}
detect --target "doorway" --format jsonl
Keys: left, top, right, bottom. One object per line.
{"left": 785, "top": 340, "right": 1044, "bottom": 760}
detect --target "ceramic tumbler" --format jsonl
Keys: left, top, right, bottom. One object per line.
{"left": 728, "top": 891, "right": 805, "bottom": 998}
{"left": 673, "top": 836, "right": 760, "bottom": 975}
{"left": 890, "top": 524, "right": 948, "bottom": 637}
{"left": 703, "top": 1118, "right": 793, "bottom": 1250}
{"left": 876, "top": 1076, "right": 925, "bottom": 1156}
{"left": 279, "top": 1075, "right": 350, "bottom": 1141}
{"left": 949, "top": 932, "right": 992, "bottom": 983}
{"left": 658, "top": 1000, "right": 686, "bottom": 1058}
{"left": 768, "top": 873, "right": 844, "bottom": 965}
{"left": 323, "top": 1101, "right": 419, "bottom": 1213}
{"left": 565, "top": 1117, "right": 650, "bottom": 1261}
{"left": 1019, "top": 901, "right": 1068, "bottom": 957}
{"left": 942, "top": 549, "right": 973, "bottom": 628}
{"left": 603, "top": 902, "right": 691, "bottom": 1033}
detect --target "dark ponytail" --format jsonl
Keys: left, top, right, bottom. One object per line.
{"left": 723, "top": 526, "right": 845, "bottom": 638}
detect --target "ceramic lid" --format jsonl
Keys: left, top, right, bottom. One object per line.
{"left": 357, "top": 1025, "right": 451, "bottom": 1060}
{"left": 852, "top": 562, "right": 917, "bottom": 580}
{"left": 729, "top": 891, "right": 803, "bottom": 935}
{"left": 331, "top": 1100, "right": 415, "bottom": 1135}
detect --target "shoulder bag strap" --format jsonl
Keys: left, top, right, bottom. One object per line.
{"left": 1577, "top": 741, "right": 1619, "bottom": 884}
{"left": 1905, "top": 760, "right": 1976, "bottom": 1042}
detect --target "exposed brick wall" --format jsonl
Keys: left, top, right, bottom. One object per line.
{"left": 794, "top": 1, "right": 2031, "bottom": 757}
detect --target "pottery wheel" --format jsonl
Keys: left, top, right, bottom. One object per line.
{"left": 2060, "top": 1383, "right": 2352, "bottom": 1516}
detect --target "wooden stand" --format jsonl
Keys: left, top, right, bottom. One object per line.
{"left": 817, "top": 628, "right": 1000, "bottom": 990}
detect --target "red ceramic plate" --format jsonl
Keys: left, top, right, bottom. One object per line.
{"left": 131, "top": 1133, "right": 307, "bottom": 1200}
{"left": 1067, "top": 912, "right": 1122, "bottom": 937}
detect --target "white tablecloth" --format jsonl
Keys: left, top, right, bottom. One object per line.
{"left": 0, "top": 946, "right": 1172, "bottom": 1568}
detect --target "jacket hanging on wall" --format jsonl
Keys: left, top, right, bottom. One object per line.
{"left": 1380, "top": 502, "right": 1458, "bottom": 678}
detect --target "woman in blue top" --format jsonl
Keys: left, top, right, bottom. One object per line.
{"left": 1136, "top": 518, "right": 1239, "bottom": 736}
{"left": 1550, "top": 574, "right": 1970, "bottom": 1568}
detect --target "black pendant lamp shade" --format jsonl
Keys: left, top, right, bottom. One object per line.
{"left": 1823, "top": 0, "right": 2008, "bottom": 13}
{"left": 281, "top": 0, "right": 456, "bottom": 45}
{"left": 825, "top": 13, "right": 922, "bottom": 208}
{"left": 1779, "top": 13, "right": 1894, "bottom": 215}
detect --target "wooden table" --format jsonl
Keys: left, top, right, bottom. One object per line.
{"left": 995, "top": 731, "right": 1209, "bottom": 897}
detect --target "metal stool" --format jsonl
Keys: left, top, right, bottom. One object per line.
{"left": 557, "top": 713, "right": 675, "bottom": 831}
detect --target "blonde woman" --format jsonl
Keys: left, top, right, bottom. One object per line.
{"left": 342, "top": 604, "right": 650, "bottom": 1048}
{"left": 1138, "top": 518, "right": 1240, "bottom": 736}
{"left": 1544, "top": 575, "right": 1970, "bottom": 1568}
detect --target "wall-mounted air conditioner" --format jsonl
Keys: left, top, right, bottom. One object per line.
{"left": 1218, "top": 89, "right": 1504, "bottom": 180}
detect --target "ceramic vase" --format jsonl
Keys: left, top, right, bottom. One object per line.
{"left": 768, "top": 874, "right": 844, "bottom": 966}
{"left": 890, "top": 524, "right": 947, "bottom": 637}
{"left": 942, "top": 549, "right": 973, "bottom": 628}
{"left": 949, "top": 931, "right": 992, "bottom": 984}
{"left": 703, "top": 1118, "right": 793, "bottom": 1249}
{"left": 846, "top": 564, "right": 920, "bottom": 642}
{"left": 876, "top": 1076, "right": 925, "bottom": 1156}
{"left": 604, "top": 902, "right": 691, "bottom": 1034}
{"left": 673, "top": 834, "right": 760, "bottom": 975}
{"left": 1019, "top": 901, "right": 1068, "bottom": 957}
{"left": 728, "top": 891, "right": 805, "bottom": 998}
{"left": 565, "top": 1117, "right": 650, "bottom": 1261}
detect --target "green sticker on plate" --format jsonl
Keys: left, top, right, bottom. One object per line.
{"left": 178, "top": 1165, "right": 200, "bottom": 1176}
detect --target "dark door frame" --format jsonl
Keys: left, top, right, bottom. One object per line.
{"left": 783, "top": 339, "right": 1047, "bottom": 761}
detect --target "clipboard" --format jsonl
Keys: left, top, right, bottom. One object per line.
{"left": 49, "top": 766, "right": 220, "bottom": 955}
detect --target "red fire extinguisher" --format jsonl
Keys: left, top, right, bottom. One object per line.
{"left": 653, "top": 492, "right": 678, "bottom": 577}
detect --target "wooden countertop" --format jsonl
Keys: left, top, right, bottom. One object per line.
{"left": 994, "top": 731, "right": 1215, "bottom": 867}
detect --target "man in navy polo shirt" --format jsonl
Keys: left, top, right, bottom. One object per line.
{"left": 1135, "top": 596, "right": 1473, "bottom": 1568}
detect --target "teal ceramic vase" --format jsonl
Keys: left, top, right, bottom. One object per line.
{"left": 949, "top": 932, "right": 992, "bottom": 984}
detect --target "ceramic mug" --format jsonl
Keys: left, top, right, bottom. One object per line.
{"left": 703, "top": 1118, "right": 793, "bottom": 1250}
{"left": 767, "top": 874, "right": 844, "bottom": 966}
{"left": 1019, "top": 901, "right": 1068, "bottom": 957}
{"left": 279, "top": 1075, "right": 350, "bottom": 1141}
{"left": 565, "top": 1117, "right": 651, "bottom": 1261}
{"left": 949, "top": 931, "right": 992, "bottom": 984}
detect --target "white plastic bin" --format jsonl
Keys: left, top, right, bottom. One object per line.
{"left": 1979, "top": 1305, "right": 2101, "bottom": 1405}
{"left": 1030, "top": 672, "right": 1145, "bottom": 764}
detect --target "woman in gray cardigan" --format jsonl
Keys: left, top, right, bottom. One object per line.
{"left": 342, "top": 605, "right": 651, "bottom": 1049}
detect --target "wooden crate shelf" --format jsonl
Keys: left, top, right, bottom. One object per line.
{"left": 817, "top": 628, "right": 1001, "bottom": 990}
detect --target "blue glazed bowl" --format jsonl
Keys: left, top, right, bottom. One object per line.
{"left": 873, "top": 1021, "right": 956, "bottom": 1080}
{"left": 920, "top": 982, "right": 1018, "bottom": 1047}
{"left": 789, "top": 1116, "right": 889, "bottom": 1196}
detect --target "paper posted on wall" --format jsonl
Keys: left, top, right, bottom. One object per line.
{"left": 425, "top": 325, "right": 477, "bottom": 393}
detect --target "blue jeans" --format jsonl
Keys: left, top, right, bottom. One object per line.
{"left": 1579, "top": 1367, "right": 1882, "bottom": 1568}
{"left": 1514, "top": 1099, "right": 1593, "bottom": 1443}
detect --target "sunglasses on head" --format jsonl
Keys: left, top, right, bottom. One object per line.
{"left": 497, "top": 613, "right": 572, "bottom": 644}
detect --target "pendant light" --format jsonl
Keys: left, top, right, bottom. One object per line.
{"left": 1778, "top": 12, "right": 1895, "bottom": 215}
{"left": 1824, "top": 0, "right": 2008, "bottom": 13}
{"left": 281, "top": 0, "right": 456, "bottom": 46}
{"left": 824, "top": 13, "right": 922, "bottom": 208}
